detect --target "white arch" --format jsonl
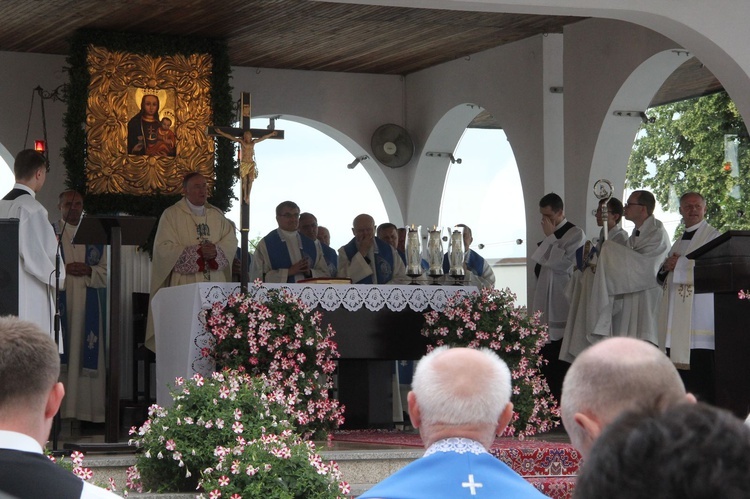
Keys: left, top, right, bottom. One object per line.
{"left": 270, "top": 114, "right": 403, "bottom": 225}
{"left": 587, "top": 49, "right": 687, "bottom": 236}
{"left": 407, "top": 103, "right": 484, "bottom": 228}
{"left": 0, "top": 141, "right": 15, "bottom": 192}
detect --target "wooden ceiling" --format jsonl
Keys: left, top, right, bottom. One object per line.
{"left": 0, "top": 0, "right": 721, "bottom": 106}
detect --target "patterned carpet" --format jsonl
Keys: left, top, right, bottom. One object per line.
{"left": 332, "top": 430, "right": 580, "bottom": 498}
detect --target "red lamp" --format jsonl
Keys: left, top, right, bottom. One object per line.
{"left": 34, "top": 140, "right": 46, "bottom": 154}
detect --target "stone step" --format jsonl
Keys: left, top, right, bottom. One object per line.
{"left": 80, "top": 443, "right": 576, "bottom": 497}
{"left": 80, "top": 447, "right": 424, "bottom": 497}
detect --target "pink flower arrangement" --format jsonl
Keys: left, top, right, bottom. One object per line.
{"left": 198, "top": 428, "right": 350, "bottom": 499}
{"left": 205, "top": 286, "right": 344, "bottom": 438}
{"left": 422, "top": 287, "right": 559, "bottom": 438}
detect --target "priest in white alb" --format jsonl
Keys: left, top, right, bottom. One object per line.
{"left": 656, "top": 191, "right": 720, "bottom": 403}
{"left": 0, "top": 149, "right": 64, "bottom": 341}
{"left": 146, "top": 172, "right": 237, "bottom": 351}
{"left": 560, "top": 197, "right": 628, "bottom": 362}
{"left": 54, "top": 190, "right": 108, "bottom": 423}
{"left": 588, "top": 190, "right": 670, "bottom": 345}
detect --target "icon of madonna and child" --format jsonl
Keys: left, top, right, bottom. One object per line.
{"left": 127, "top": 88, "right": 177, "bottom": 157}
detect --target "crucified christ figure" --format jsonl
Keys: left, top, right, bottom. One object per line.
{"left": 215, "top": 129, "right": 278, "bottom": 203}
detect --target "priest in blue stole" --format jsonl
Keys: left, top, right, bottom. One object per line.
{"left": 316, "top": 225, "right": 338, "bottom": 276}
{"left": 359, "top": 347, "right": 547, "bottom": 499}
{"left": 54, "top": 190, "right": 108, "bottom": 423}
{"left": 251, "top": 201, "right": 330, "bottom": 283}
{"left": 337, "top": 214, "right": 406, "bottom": 284}
{"left": 442, "top": 224, "right": 496, "bottom": 289}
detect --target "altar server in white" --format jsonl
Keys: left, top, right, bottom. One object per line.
{"left": 657, "top": 192, "right": 720, "bottom": 402}
{"left": 531, "top": 193, "right": 586, "bottom": 401}
{"left": 359, "top": 346, "right": 547, "bottom": 499}
{"left": 147, "top": 172, "right": 237, "bottom": 350}
{"left": 531, "top": 193, "right": 586, "bottom": 340}
{"left": 0, "top": 149, "right": 64, "bottom": 340}
{"left": 560, "top": 197, "right": 628, "bottom": 362}
{"left": 588, "top": 190, "right": 670, "bottom": 345}
{"left": 54, "top": 190, "right": 108, "bottom": 423}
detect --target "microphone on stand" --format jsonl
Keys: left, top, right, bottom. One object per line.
{"left": 51, "top": 215, "right": 69, "bottom": 452}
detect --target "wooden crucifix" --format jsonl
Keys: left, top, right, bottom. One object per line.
{"left": 207, "top": 93, "right": 284, "bottom": 291}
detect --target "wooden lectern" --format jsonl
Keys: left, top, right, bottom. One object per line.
{"left": 73, "top": 215, "right": 155, "bottom": 443}
{"left": 688, "top": 230, "right": 750, "bottom": 418}
{"left": 0, "top": 220, "right": 19, "bottom": 316}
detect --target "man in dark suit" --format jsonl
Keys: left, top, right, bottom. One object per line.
{"left": 0, "top": 316, "right": 118, "bottom": 498}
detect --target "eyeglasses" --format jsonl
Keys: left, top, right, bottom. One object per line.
{"left": 624, "top": 202, "right": 644, "bottom": 207}
{"left": 279, "top": 213, "right": 300, "bottom": 219}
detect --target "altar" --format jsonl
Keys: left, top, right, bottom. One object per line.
{"left": 151, "top": 282, "right": 477, "bottom": 425}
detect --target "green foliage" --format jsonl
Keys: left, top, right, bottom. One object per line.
{"left": 128, "top": 371, "right": 294, "bottom": 493}
{"left": 421, "top": 288, "right": 559, "bottom": 438}
{"left": 627, "top": 91, "right": 750, "bottom": 235}
{"left": 198, "top": 431, "right": 350, "bottom": 499}
{"left": 62, "top": 29, "right": 235, "bottom": 252}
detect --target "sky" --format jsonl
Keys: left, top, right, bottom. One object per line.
{"left": 227, "top": 120, "right": 528, "bottom": 260}
{"left": 0, "top": 119, "right": 683, "bottom": 254}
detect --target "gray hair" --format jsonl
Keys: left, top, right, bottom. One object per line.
{"left": 412, "top": 346, "right": 512, "bottom": 426}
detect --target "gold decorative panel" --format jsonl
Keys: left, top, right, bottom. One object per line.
{"left": 85, "top": 45, "right": 215, "bottom": 195}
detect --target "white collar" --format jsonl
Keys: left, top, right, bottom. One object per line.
{"left": 12, "top": 183, "right": 35, "bottom": 198}
{"left": 185, "top": 198, "right": 206, "bottom": 216}
{"left": 423, "top": 437, "right": 487, "bottom": 457}
{"left": 0, "top": 430, "right": 42, "bottom": 454}
{"left": 684, "top": 220, "right": 706, "bottom": 233}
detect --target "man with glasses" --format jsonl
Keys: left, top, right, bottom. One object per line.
{"left": 0, "top": 149, "right": 63, "bottom": 340}
{"left": 251, "top": 201, "right": 329, "bottom": 282}
{"left": 587, "top": 190, "right": 669, "bottom": 346}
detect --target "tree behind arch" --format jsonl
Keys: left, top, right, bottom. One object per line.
{"left": 626, "top": 91, "right": 750, "bottom": 236}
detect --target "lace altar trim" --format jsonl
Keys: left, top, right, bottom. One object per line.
{"left": 199, "top": 283, "right": 476, "bottom": 312}
{"left": 424, "top": 437, "right": 488, "bottom": 457}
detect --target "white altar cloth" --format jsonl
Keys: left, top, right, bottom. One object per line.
{"left": 151, "top": 282, "right": 476, "bottom": 405}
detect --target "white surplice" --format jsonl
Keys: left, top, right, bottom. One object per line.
{"left": 559, "top": 225, "right": 628, "bottom": 362}
{"left": 0, "top": 184, "right": 64, "bottom": 343}
{"left": 588, "top": 216, "right": 670, "bottom": 345}
{"left": 530, "top": 219, "right": 586, "bottom": 340}
{"left": 250, "top": 229, "right": 330, "bottom": 283}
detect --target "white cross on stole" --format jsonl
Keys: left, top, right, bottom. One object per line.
{"left": 462, "top": 474, "right": 483, "bottom": 495}
{"left": 86, "top": 330, "right": 98, "bottom": 350}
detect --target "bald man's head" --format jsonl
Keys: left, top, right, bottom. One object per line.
{"left": 561, "top": 337, "right": 694, "bottom": 457}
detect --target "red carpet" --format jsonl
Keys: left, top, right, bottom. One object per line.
{"left": 332, "top": 430, "right": 580, "bottom": 498}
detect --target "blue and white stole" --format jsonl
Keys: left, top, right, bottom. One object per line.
{"left": 55, "top": 222, "right": 104, "bottom": 373}
{"left": 343, "top": 237, "right": 394, "bottom": 284}
{"left": 442, "top": 249, "right": 486, "bottom": 276}
{"left": 264, "top": 229, "right": 318, "bottom": 282}
{"left": 321, "top": 243, "right": 338, "bottom": 277}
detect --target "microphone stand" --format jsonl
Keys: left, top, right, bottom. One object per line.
{"left": 51, "top": 217, "right": 68, "bottom": 453}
